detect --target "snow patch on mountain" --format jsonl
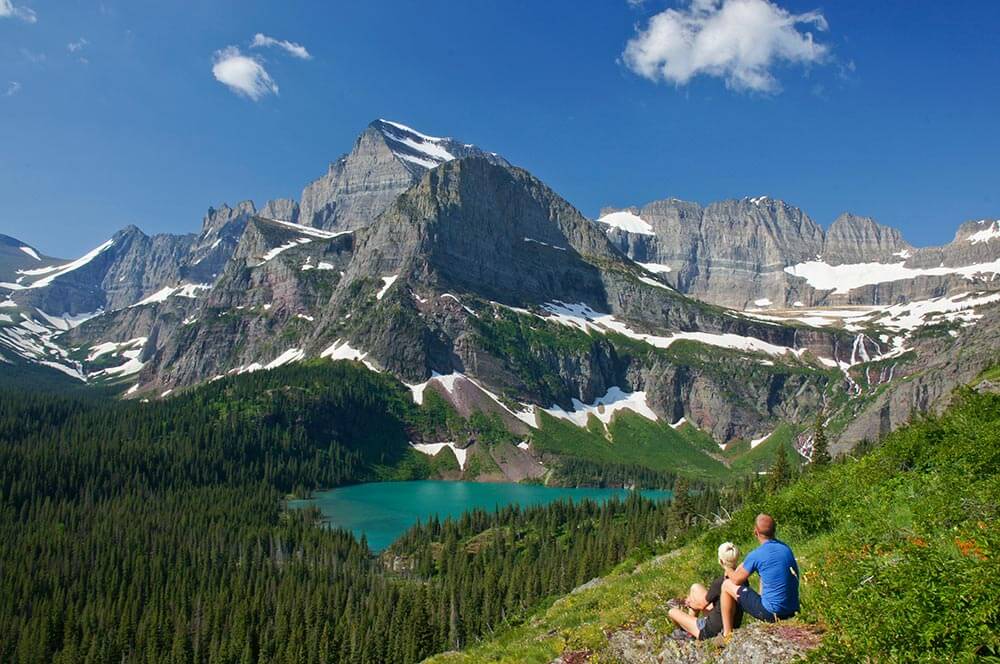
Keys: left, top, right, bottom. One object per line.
{"left": 967, "top": 220, "right": 1000, "bottom": 245}
{"left": 35, "top": 308, "right": 103, "bottom": 331}
{"left": 10, "top": 239, "right": 115, "bottom": 289}
{"left": 597, "top": 210, "right": 654, "bottom": 235}
{"left": 87, "top": 337, "right": 147, "bottom": 362}
{"left": 265, "top": 348, "right": 305, "bottom": 370}
{"left": 19, "top": 246, "right": 41, "bottom": 261}
{"left": 524, "top": 237, "right": 568, "bottom": 251}
{"left": 543, "top": 386, "right": 658, "bottom": 429}
{"left": 864, "top": 292, "right": 1000, "bottom": 331}
{"left": 539, "top": 301, "right": 808, "bottom": 360}
{"left": 410, "top": 441, "right": 468, "bottom": 470}
{"left": 376, "top": 275, "right": 398, "bottom": 300}
{"left": 407, "top": 371, "right": 539, "bottom": 429}
{"left": 377, "top": 119, "right": 456, "bottom": 169}
{"left": 264, "top": 218, "right": 346, "bottom": 239}
{"left": 262, "top": 238, "right": 312, "bottom": 262}
{"left": 131, "top": 283, "right": 211, "bottom": 307}
{"left": 638, "top": 262, "right": 672, "bottom": 274}
{"left": 784, "top": 258, "right": 1000, "bottom": 294}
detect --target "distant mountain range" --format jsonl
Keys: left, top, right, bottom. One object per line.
{"left": 2, "top": 119, "right": 998, "bottom": 471}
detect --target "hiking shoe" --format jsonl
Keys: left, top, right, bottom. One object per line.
{"left": 670, "top": 628, "right": 694, "bottom": 641}
{"left": 666, "top": 597, "right": 686, "bottom": 610}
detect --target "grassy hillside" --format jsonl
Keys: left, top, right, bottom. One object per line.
{"left": 532, "top": 411, "right": 732, "bottom": 482}
{"left": 427, "top": 386, "right": 1000, "bottom": 663}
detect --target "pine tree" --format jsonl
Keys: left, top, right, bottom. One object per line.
{"left": 811, "top": 413, "right": 831, "bottom": 467}
{"left": 669, "top": 477, "right": 694, "bottom": 534}
{"left": 768, "top": 446, "right": 790, "bottom": 493}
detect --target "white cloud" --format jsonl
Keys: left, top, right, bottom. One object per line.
{"left": 212, "top": 46, "right": 278, "bottom": 101}
{"left": 250, "top": 33, "right": 312, "bottom": 60}
{"left": 5, "top": 81, "right": 21, "bottom": 97}
{"left": 622, "top": 0, "right": 829, "bottom": 93}
{"left": 0, "top": 0, "right": 36, "bottom": 23}
{"left": 67, "top": 37, "right": 88, "bottom": 53}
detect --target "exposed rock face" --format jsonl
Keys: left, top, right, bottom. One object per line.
{"left": 298, "top": 119, "right": 507, "bottom": 232}
{"left": 598, "top": 621, "right": 821, "bottom": 664}
{"left": 821, "top": 213, "right": 910, "bottom": 264}
{"left": 260, "top": 198, "right": 299, "bottom": 223}
{"left": 602, "top": 198, "right": 999, "bottom": 309}
{"left": 184, "top": 202, "right": 256, "bottom": 282}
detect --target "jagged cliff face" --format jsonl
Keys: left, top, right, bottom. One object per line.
{"left": 2, "top": 119, "right": 998, "bottom": 457}
{"left": 114, "top": 159, "right": 855, "bottom": 443}
{"left": 298, "top": 119, "right": 508, "bottom": 232}
{"left": 601, "top": 199, "right": 998, "bottom": 309}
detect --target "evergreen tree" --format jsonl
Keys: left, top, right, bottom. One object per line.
{"left": 668, "top": 477, "right": 694, "bottom": 534}
{"left": 767, "top": 446, "right": 791, "bottom": 493}
{"left": 811, "top": 414, "right": 831, "bottom": 467}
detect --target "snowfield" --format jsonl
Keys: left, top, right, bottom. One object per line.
{"left": 597, "top": 210, "right": 655, "bottom": 235}
{"left": 967, "top": 220, "right": 1000, "bottom": 245}
{"left": 539, "top": 301, "right": 807, "bottom": 360}
{"left": 543, "top": 386, "right": 658, "bottom": 428}
{"left": 784, "top": 258, "right": 1000, "bottom": 294}
{"left": 378, "top": 119, "right": 457, "bottom": 169}
{"left": 12, "top": 239, "right": 115, "bottom": 289}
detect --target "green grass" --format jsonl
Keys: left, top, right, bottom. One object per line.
{"left": 724, "top": 423, "right": 799, "bottom": 475}
{"left": 531, "top": 411, "right": 731, "bottom": 481}
{"left": 428, "top": 387, "right": 1000, "bottom": 663}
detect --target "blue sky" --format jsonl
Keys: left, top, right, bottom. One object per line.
{"left": 2, "top": 0, "right": 998, "bottom": 257}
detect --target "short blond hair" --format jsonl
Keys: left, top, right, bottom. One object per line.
{"left": 717, "top": 541, "right": 740, "bottom": 570}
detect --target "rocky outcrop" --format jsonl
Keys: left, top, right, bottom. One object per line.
{"left": 298, "top": 119, "right": 507, "bottom": 232}
{"left": 821, "top": 213, "right": 910, "bottom": 264}
{"left": 593, "top": 621, "right": 822, "bottom": 664}
{"left": 260, "top": 198, "right": 299, "bottom": 223}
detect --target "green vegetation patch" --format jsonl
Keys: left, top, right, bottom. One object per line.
{"left": 430, "top": 388, "right": 1000, "bottom": 662}
{"left": 531, "top": 410, "right": 731, "bottom": 482}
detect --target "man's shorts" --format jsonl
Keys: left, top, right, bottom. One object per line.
{"left": 695, "top": 617, "right": 712, "bottom": 640}
{"left": 736, "top": 585, "right": 796, "bottom": 622}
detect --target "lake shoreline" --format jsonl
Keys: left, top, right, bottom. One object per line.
{"left": 290, "top": 480, "right": 672, "bottom": 551}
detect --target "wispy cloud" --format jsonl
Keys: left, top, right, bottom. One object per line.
{"left": 212, "top": 46, "right": 278, "bottom": 101}
{"left": 622, "top": 0, "right": 829, "bottom": 94}
{"left": 20, "top": 48, "right": 45, "bottom": 64}
{"left": 250, "top": 33, "right": 312, "bottom": 60}
{"left": 67, "top": 37, "right": 88, "bottom": 53}
{"left": 5, "top": 81, "right": 21, "bottom": 97}
{"left": 0, "top": 0, "right": 37, "bottom": 23}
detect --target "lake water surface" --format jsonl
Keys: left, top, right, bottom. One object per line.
{"left": 290, "top": 481, "right": 671, "bottom": 551}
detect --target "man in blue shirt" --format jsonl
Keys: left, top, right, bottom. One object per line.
{"left": 720, "top": 513, "right": 799, "bottom": 636}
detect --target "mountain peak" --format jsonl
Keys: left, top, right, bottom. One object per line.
{"left": 370, "top": 118, "right": 459, "bottom": 170}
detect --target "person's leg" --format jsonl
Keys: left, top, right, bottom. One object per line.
{"left": 720, "top": 579, "right": 741, "bottom": 636}
{"left": 668, "top": 607, "right": 701, "bottom": 638}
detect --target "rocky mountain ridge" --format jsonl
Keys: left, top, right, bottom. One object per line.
{"left": 599, "top": 198, "right": 999, "bottom": 309}
{"left": 2, "top": 119, "right": 998, "bottom": 466}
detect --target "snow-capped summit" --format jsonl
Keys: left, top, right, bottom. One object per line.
{"left": 373, "top": 119, "right": 458, "bottom": 170}
{"left": 297, "top": 119, "right": 507, "bottom": 232}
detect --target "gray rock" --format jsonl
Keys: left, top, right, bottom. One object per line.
{"left": 298, "top": 119, "right": 507, "bottom": 232}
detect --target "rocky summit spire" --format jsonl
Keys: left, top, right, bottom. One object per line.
{"left": 297, "top": 119, "right": 506, "bottom": 232}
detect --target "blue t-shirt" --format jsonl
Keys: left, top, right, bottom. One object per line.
{"left": 743, "top": 539, "right": 800, "bottom": 615}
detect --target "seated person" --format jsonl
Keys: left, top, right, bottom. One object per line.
{"left": 720, "top": 513, "right": 800, "bottom": 636}
{"left": 668, "top": 542, "right": 744, "bottom": 640}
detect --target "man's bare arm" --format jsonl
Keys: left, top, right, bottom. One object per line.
{"left": 729, "top": 563, "right": 751, "bottom": 586}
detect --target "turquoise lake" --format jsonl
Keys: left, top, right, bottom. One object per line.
{"left": 291, "top": 481, "right": 671, "bottom": 551}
